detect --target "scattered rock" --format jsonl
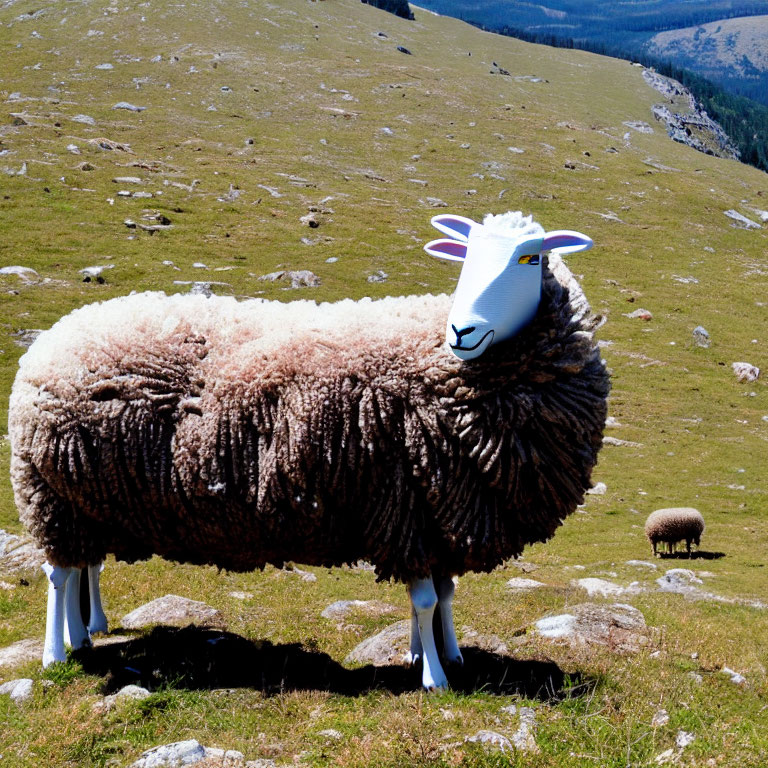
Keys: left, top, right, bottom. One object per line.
{"left": 77, "top": 161, "right": 96, "bottom": 171}
{"left": 623, "top": 121, "right": 653, "bottom": 134}
{"left": 623, "top": 308, "right": 653, "bottom": 320}
{"left": 113, "top": 176, "right": 143, "bottom": 184}
{"left": 90, "top": 137, "right": 133, "bottom": 153}
{"left": 0, "top": 639, "right": 44, "bottom": 669}
{"left": 93, "top": 684, "right": 152, "bottom": 714}
{"left": 586, "top": 482, "right": 607, "bottom": 495}
{"left": 603, "top": 436, "right": 643, "bottom": 448}
{"left": 465, "top": 730, "right": 513, "bottom": 753}
{"left": 425, "top": 197, "right": 448, "bottom": 208}
{"left": 344, "top": 620, "right": 410, "bottom": 666}
{"left": 95, "top": 63, "right": 114, "bottom": 70}
{"left": 657, "top": 568, "right": 703, "bottom": 594}
{"left": 316, "top": 729, "right": 343, "bottom": 741}
{"left": 574, "top": 577, "right": 640, "bottom": 599}
{"left": 396, "top": 46, "right": 412, "bottom": 55}
{"left": 66, "top": 144, "right": 81, "bottom": 154}
{"left": 113, "top": 102, "right": 146, "bottom": 112}
{"left": 732, "top": 362, "right": 759, "bottom": 382}
{"left": 721, "top": 666, "right": 746, "bottom": 685}
{"left": 724, "top": 210, "right": 760, "bottom": 229}
{"left": 300, "top": 212, "right": 319, "bottom": 228}
{"left": 506, "top": 577, "right": 545, "bottom": 591}
{"left": 0, "top": 265, "right": 38, "bottom": 280}
{"left": 510, "top": 706, "right": 539, "bottom": 753}
{"left": 278, "top": 564, "right": 317, "bottom": 582}
{"left": 0, "top": 678, "right": 33, "bottom": 704}
{"left": 692, "top": 326, "right": 710, "bottom": 347}
{"left": 120, "top": 595, "right": 226, "bottom": 630}
{"left": 258, "top": 270, "right": 321, "bottom": 289}
{"left": 459, "top": 627, "right": 508, "bottom": 655}
{"left": 72, "top": 114, "right": 96, "bottom": 126}
{"left": 128, "top": 740, "right": 206, "bottom": 767}
{"left": 676, "top": 731, "right": 695, "bottom": 749}
{"left": 367, "top": 270, "right": 388, "bottom": 283}
{"left": 626, "top": 560, "right": 658, "bottom": 570}
{"left": 189, "top": 282, "right": 213, "bottom": 297}
{"left": 532, "top": 602, "right": 653, "bottom": 654}
{"left": 321, "top": 600, "right": 397, "bottom": 621}
{"left": 651, "top": 709, "right": 670, "bottom": 727}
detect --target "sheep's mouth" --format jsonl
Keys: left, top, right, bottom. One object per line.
{"left": 450, "top": 329, "right": 494, "bottom": 352}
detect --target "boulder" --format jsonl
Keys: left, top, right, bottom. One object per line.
{"left": 121, "top": 595, "right": 226, "bottom": 630}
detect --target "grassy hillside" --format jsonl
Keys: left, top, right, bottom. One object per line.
{"left": 1, "top": 0, "right": 767, "bottom": 766}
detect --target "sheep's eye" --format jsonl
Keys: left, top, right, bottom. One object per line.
{"left": 517, "top": 254, "right": 540, "bottom": 265}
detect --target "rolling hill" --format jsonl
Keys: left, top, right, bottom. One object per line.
{"left": 1, "top": 0, "right": 767, "bottom": 765}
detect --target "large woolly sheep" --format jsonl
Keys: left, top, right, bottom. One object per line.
{"left": 645, "top": 507, "right": 705, "bottom": 556}
{"left": 9, "top": 211, "right": 609, "bottom": 689}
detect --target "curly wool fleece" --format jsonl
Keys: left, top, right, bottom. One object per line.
{"left": 9, "top": 255, "right": 609, "bottom": 582}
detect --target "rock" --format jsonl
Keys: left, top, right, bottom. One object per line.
{"left": 95, "top": 63, "right": 114, "bottom": 70}
{"left": 113, "top": 102, "right": 146, "bottom": 112}
{"left": 652, "top": 709, "right": 670, "bottom": 727}
{"left": 258, "top": 270, "right": 321, "bottom": 289}
{"left": 626, "top": 560, "right": 658, "bottom": 570}
{"left": 623, "top": 308, "right": 653, "bottom": 320}
{"left": 113, "top": 176, "right": 143, "bottom": 184}
{"left": 574, "top": 578, "right": 639, "bottom": 598}
{"left": 465, "top": 730, "right": 513, "bottom": 753}
{"left": 77, "top": 161, "right": 96, "bottom": 171}
{"left": 94, "top": 684, "right": 152, "bottom": 713}
{"left": 721, "top": 666, "right": 746, "bottom": 685}
{"left": 278, "top": 564, "right": 317, "bottom": 582}
{"left": 0, "top": 639, "right": 44, "bottom": 669}
{"left": 724, "top": 210, "right": 760, "bottom": 229}
{"left": 732, "top": 362, "right": 759, "bottom": 382}
{"left": 120, "top": 595, "right": 226, "bottom": 630}
{"left": 396, "top": 46, "right": 412, "bottom": 55}
{"left": 72, "top": 114, "right": 96, "bottom": 126}
{"left": 506, "top": 577, "right": 545, "bottom": 591}
{"left": 0, "top": 678, "right": 33, "bottom": 704}
{"left": 320, "top": 600, "right": 397, "bottom": 621}
{"left": 586, "top": 481, "right": 607, "bottom": 495}
{"left": 623, "top": 121, "right": 653, "bottom": 134}
{"left": 603, "top": 436, "right": 643, "bottom": 448}
{"left": 66, "top": 143, "right": 81, "bottom": 154}
{"left": 693, "top": 326, "right": 710, "bottom": 347}
{"left": 316, "top": 729, "right": 343, "bottom": 741}
{"left": 459, "top": 627, "right": 508, "bottom": 655}
{"left": 189, "top": 282, "right": 213, "bottom": 297}
{"left": 510, "top": 707, "right": 539, "bottom": 753}
{"left": 532, "top": 603, "right": 653, "bottom": 654}
{"left": 0, "top": 265, "right": 38, "bottom": 279}
{"left": 300, "top": 212, "right": 319, "bottom": 227}
{"left": 344, "top": 619, "right": 410, "bottom": 666}
{"left": 676, "top": 731, "right": 695, "bottom": 749}
{"left": 425, "top": 197, "right": 448, "bottom": 208}
{"left": 129, "top": 739, "right": 207, "bottom": 767}
{"left": 367, "top": 270, "right": 388, "bottom": 283}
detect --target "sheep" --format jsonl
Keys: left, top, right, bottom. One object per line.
{"left": 645, "top": 507, "right": 705, "bottom": 557}
{"left": 9, "top": 210, "right": 610, "bottom": 689}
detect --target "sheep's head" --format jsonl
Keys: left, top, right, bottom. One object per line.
{"left": 424, "top": 211, "right": 592, "bottom": 360}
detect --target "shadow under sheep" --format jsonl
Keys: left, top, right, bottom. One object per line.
{"left": 655, "top": 550, "right": 725, "bottom": 560}
{"left": 76, "top": 626, "right": 591, "bottom": 701}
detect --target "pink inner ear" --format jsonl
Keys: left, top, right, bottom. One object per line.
{"left": 424, "top": 239, "right": 467, "bottom": 261}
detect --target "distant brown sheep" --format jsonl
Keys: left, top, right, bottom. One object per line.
{"left": 645, "top": 507, "right": 705, "bottom": 556}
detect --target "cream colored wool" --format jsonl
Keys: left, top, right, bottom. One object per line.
{"left": 10, "top": 255, "right": 609, "bottom": 582}
{"left": 644, "top": 507, "right": 705, "bottom": 555}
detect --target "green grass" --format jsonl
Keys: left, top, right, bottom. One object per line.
{"left": 1, "top": 0, "right": 767, "bottom": 765}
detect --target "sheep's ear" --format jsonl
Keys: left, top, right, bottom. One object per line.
{"left": 424, "top": 238, "right": 468, "bottom": 262}
{"left": 430, "top": 214, "right": 477, "bottom": 243}
{"left": 541, "top": 230, "right": 593, "bottom": 255}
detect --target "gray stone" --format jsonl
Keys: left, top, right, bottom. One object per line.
{"left": 367, "top": 270, "right": 388, "bottom": 283}
{"left": 724, "top": 210, "right": 760, "bottom": 229}
{"left": 510, "top": 706, "right": 539, "bottom": 753}
{"left": 344, "top": 620, "right": 410, "bottom": 667}
{"left": 258, "top": 270, "right": 321, "bottom": 289}
{"left": 129, "top": 739, "right": 207, "bottom": 767}
{"left": 94, "top": 684, "right": 152, "bottom": 713}
{"left": 0, "top": 678, "right": 33, "bottom": 704}
{"left": 693, "top": 326, "right": 710, "bottom": 347}
{"left": 0, "top": 638, "right": 44, "bottom": 669}
{"left": 113, "top": 102, "right": 146, "bottom": 112}
{"left": 121, "top": 595, "right": 226, "bottom": 630}
{"left": 0, "top": 265, "right": 38, "bottom": 279}
{"left": 72, "top": 114, "right": 96, "bottom": 125}
{"left": 506, "top": 577, "right": 545, "bottom": 591}
{"left": 574, "top": 577, "right": 641, "bottom": 598}
{"left": 532, "top": 602, "right": 653, "bottom": 654}
{"left": 465, "top": 730, "right": 513, "bottom": 753}
{"left": 321, "top": 600, "right": 397, "bottom": 621}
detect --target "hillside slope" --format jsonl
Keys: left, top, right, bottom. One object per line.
{"left": 1, "top": 0, "right": 767, "bottom": 765}
{"left": 646, "top": 15, "right": 768, "bottom": 103}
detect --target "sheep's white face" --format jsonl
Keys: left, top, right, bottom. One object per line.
{"left": 424, "top": 212, "right": 592, "bottom": 361}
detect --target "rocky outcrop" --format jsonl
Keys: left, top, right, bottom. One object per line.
{"left": 643, "top": 70, "right": 740, "bottom": 161}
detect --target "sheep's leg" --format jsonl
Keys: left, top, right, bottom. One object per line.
{"left": 405, "top": 605, "right": 423, "bottom": 666}
{"left": 86, "top": 563, "right": 108, "bottom": 635}
{"left": 435, "top": 575, "right": 463, "bottom": 666}
{"left": 42, "top": 563, "right": 73, "bottom": 667}
{"left": 408, "top": 577, "right": 448, "bottom": 690}
{"left": 64, "top": 568, "right": 90, "bottom": 651}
